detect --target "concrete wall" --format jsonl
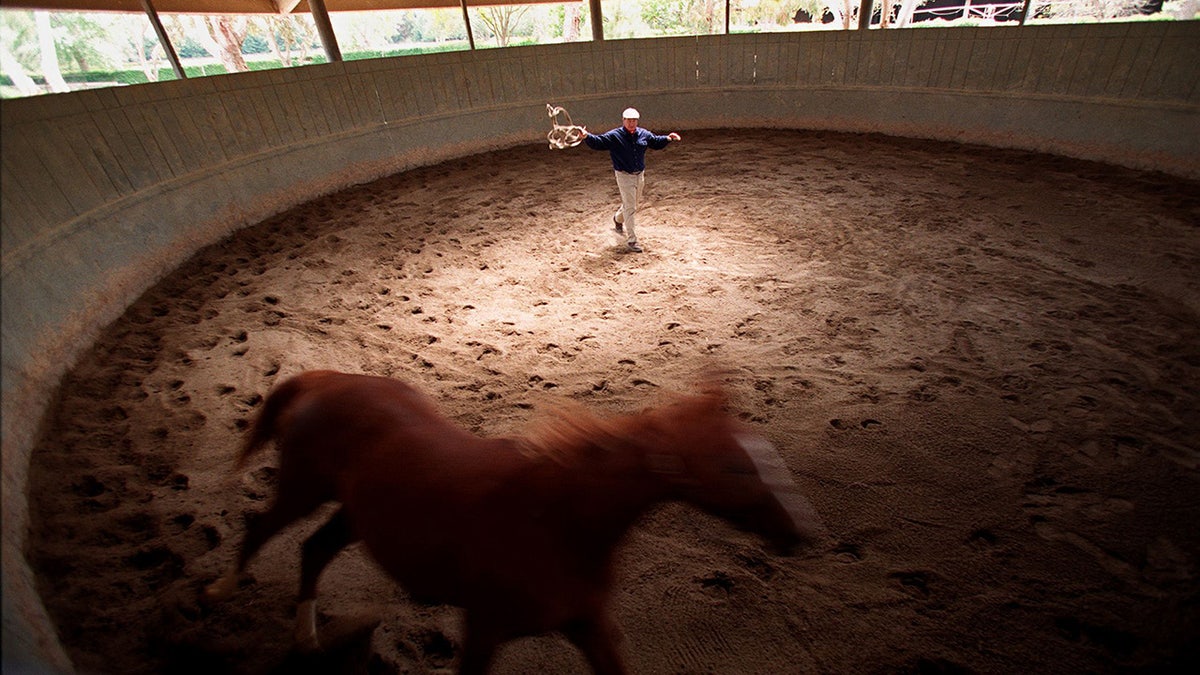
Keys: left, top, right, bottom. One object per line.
{"left": 3, "top": 22, "right": 1198, "bottom": 671}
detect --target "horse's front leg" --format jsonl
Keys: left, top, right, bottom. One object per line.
{"left": 295, "top": 507, "right": 357, "bottom": 651}
{"left": 458, "top": 615, "right": 502, "bottom": 675}
{"left": 205, "top": 481, "right": 325, "bottom": 603}
{"left": 563, "top": 611, "right": 628, "bottom": 675}
{"left": 205, "top": 451, "right": 333, "bottom": 605}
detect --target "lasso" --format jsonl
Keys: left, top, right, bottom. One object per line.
{"left": 546, "top": 104, "right": 587, "bottom": 149}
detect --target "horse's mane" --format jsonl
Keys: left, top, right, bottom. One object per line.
{"left": 514, "top": 386, "right": 729, "bottom": 466}
{"left": 516, "top": 402, "right": 631, "bottom": 466}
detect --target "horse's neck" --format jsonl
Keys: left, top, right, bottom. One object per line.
{"left": 549, "top": 435, "right": 667, "bottom": 555}
{"left": 507, "top": 414, "right": 672, "bottom": 556}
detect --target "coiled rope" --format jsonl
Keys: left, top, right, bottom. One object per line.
{"left": 546, "top": 104, "right": 587, "bottom": 149}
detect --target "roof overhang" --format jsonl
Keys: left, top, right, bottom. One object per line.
{"left": 0, "top": 0, "right": 564, "bottom": 14}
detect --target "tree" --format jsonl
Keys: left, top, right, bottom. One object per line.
{"left": 391, "top": 10, "right": 427, "bottom": 43}
{"left": 261, "top": 15, "right": 316, "bottom": 67}
{"left": 34, "top": 11, "right": 68, "bottom": 92}
{"left": 1040, "top": 0, "right": 1148, "bottom": 19}
{"left": 895, "top": 0, "right": 923, "bottom": 27}
{"left": 132, "top": 19, "right": 166, "bottom": 82}
{"left": 825, "top": 0, "right": 859, "bottom": 28}
{"left": 331, "top": 11, "right": 397, "bottom": 53}
{"left": 203, "top": 15, "right": 249, "bottom": 72}
{"left": 563, "top": 3, "right": 583, "bottom": 41}
{"left": 161, "top": 15, "right": 211, "bottom": 59}
{"left": 1, "top": 40, "right": 39, "bottom": 95}
{"left": 733, "top": 0, "right": 805, "bottom": 28}
{"left": 476, "top": 6, "right": 532, "bottom": 47}
{"left": 1, "top": 9, "right": 39, "bottom": 78}
{"left": 642, "top": 0, "right": 727, "bottom": 35}
{"left": 51, "top": 12, "right": 110, "bottom": 73}
{"left": 875, "top": 0, "right": 896, "bottom": 26}
{"left": 1173, "top": 0, "right": 1200, "bottom": 19}
{"left": 430, "top": 8, "right": 467, "bottom": 44}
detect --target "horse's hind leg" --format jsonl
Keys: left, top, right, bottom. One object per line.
{"left": 295, "top": 506, "right": 357, "bottom": 651}
{"left": 564, "top": 612, "right": 628, "bottom": 675}
{"left": 205, "top": 459, "right": 329, "bottom": 603}
{"left": 459, "top": 616, "right": 503, "bottom": 675}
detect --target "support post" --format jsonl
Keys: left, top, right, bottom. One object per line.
{"left": 726, "top": 0, "right": 730, "bottom": 34}
{"left": 1020, "top": 0, "right": 1033, "bottom": 25}
{"left": 308, "top": 0, "right": 342, "bottom": 62}
{"left": 590, "top": 0, "right": 604, "bottom": 41}
{"left": 858, "top": 0, "right": 874, "bottom": 29}
{"left": 460, "top": 0, "right": 476, "bottom": 49}
{"left": 140, "top": 0, "right": 185, "bottom": 79}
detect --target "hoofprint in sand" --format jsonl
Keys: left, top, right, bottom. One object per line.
{"left": 28, "top": 130, "right": 1200, "bottom": 674}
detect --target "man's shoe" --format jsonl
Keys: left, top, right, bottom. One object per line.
{"left": 613, "top": 216, "right": 623, "bottom": 233}
{"left": 627, "top": 242, "right": 643, "bottom": 253}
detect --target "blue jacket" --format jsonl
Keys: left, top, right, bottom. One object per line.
{"left": 584, "top": 127, "right": 672, "bottom": 173}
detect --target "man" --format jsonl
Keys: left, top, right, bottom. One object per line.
{"left": 580, "top": 108, "right": 681, "bottom": 253}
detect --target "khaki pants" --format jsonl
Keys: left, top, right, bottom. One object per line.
{"left": 613, "top": 170, "right": 645, "bottom": 245}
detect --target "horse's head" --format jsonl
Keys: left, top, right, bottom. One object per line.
{"left": 643, "top": 389, "right": 824, "bottom": 555}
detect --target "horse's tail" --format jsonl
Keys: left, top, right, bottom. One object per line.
{"left": 235, "top": 373, "right": 310, "bottom": 469}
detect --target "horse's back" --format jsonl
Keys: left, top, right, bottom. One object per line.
{"left": 277, "top": 370, "right": 448, "bottom": 433}
{"left": 258, "top": 371, "right": 464, "bottom": 475}
{"left": 269, "top": 370, "right": 523, "bottom": 503}
{"left": 282, "top": 370, "right": 437, "bottom": 415}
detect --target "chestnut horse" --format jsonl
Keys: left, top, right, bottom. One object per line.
{"left": 205, "top": 370, "right": 821, "bottom": 674}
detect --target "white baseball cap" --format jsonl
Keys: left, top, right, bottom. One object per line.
{"left": 622, "top": 107, "right": 640, "bottom": 119}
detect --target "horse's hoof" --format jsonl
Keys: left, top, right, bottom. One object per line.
{"left": 295, "top": 633, "right": 322, "bottom": 654}
{"left": 296, "top": 613, "right": 381, "bottom": 654}
{"left": 202, "top": 574, "right": 237, "bottom": 604}
{"left": 295, "top": 599, "right": 322, "bottom": 652}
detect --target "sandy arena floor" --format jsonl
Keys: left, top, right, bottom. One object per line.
{"left": 26, "top": 129, "right": 1200, "bottom": 674}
